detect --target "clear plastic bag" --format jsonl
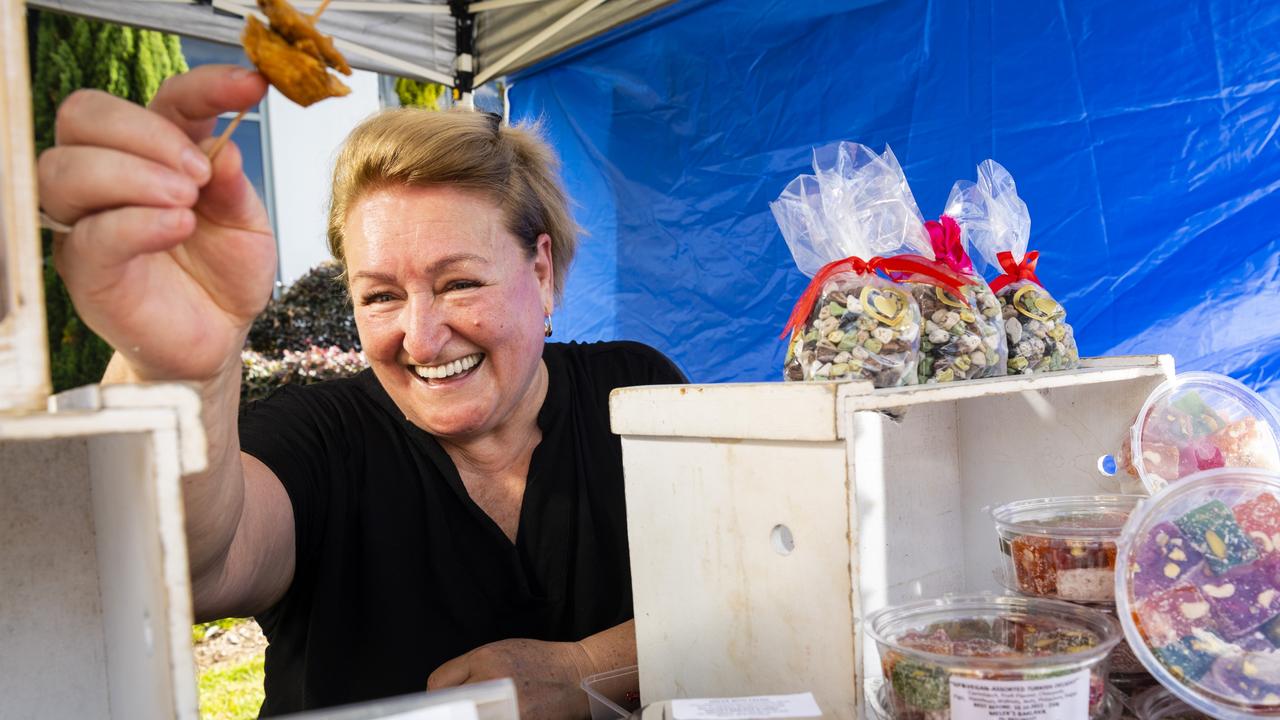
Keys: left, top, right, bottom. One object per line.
{"left": 913, "top": 216, "right": 1008, "bottom": 383}
{"left": 774, "top": 143, "right": 963, "bottom": 387}
{"left": 947, "top": 160, "right": 1080, "bottom": 374}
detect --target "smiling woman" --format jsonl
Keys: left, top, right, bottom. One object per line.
{"left": 36, "top": 66, "right": 686, "bottom": 720}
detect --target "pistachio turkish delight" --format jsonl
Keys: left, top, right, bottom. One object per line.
{"left": 1119, "top": 473, "right": 1280, "bottom": 715}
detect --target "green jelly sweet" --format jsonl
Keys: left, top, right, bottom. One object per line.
{"left": 1175, "top": 500, "right": 1258, "bottom": 575}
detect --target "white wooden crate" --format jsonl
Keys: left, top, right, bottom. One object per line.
{"left": 610, "top": 355, "right": 1172, "bottom": 719}
{"left": 0, "top": 384, "right": 206, "bottom": 720}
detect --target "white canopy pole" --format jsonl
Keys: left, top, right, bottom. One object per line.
{"left": 473, "top": 0, "right": 605, "bottom": 86}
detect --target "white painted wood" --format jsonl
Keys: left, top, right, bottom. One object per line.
{"left": 610, "top": 380, "right": 872, "bottom": 442}
{"left": 0, "top": 386, "right": 201, "bottom": 719}
{"left": 623, "top": 436, "right": 857, "bottom": 718}
{"left": 614, "top": 355, "right": 1174, "bottom": 719}
{"left": 0, "top": 2, "right": 51, "bottom": 413}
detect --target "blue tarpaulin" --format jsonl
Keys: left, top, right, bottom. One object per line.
{"left": 509, "top": 0, "right": 1280, "bottom": 399}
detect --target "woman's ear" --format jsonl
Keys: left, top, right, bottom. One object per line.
{"left": 534, "top": 233, "right": 554, "bottom": 310}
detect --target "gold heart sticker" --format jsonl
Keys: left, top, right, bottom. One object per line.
{"left": 935, "top": 286, "right": 967, "bottom": 309}
{"left": 1011, "top": 285, "right": 1061, "bottom": 322}
{"left": 860, "top": 285, "right": 910, "bottom": 327}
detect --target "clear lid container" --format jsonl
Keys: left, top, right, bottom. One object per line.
{"left": 992, "top": 496, "right": 1142, "bottom": 604}
{"left": 1115, "top": 468, "right": 1280, "bottom": 718}
{"left": 1119, "top": 372, "right": 1280, "bottom": 494}
{"left": 866, "top": 594, "right": 1121, "bottom": 719}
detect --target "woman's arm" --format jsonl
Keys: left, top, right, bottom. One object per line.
{"left": 44, "top": 67, "right": 295, "bottom": 619}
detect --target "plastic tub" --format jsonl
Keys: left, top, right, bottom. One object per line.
{"left": 865, "top": 678, "right": 1123, "bottom": 720}
{"left": 866, "top": 594, "right": 1121, "bottom": 720}
{"left": 1117, "top": 372, "right": 1280, "bottom": 493}
{"left": 581, "top": 666, "right": 641, "bottom": 720}
{"left": 992, "top": 495, "right": 1142, "bottom": 603}
{"left": 1130, "top": 685, "right": 1212, "bottom": 720}
{"left": 1115, "top": 467, "right": 1280, "bottom": 718}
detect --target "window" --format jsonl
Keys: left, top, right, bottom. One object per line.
{"left": 179, "top": 36, "right": 277, "bottom": 265}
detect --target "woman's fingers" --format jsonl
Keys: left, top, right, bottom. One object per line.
{"left": 37, "top": 145, "right": 200, "bottom": 226}
{"left": 425, "top": 654, "right": 473, "bottom": 690}
{"left": 54, "top": 88, "right": 210, "bottom": 185}
{"left": 148, "top": 64, "right": 268, "bottom": 142}
{"left": 53, "top": 206, "right": 195, "bottom": 279}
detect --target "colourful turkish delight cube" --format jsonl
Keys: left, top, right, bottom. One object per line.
{"left": 1195, "top": 562, "right": 1280, "bottom": 639}
{"left": 1135, "top": 584, "right": 1216, "bottom": 646}
{"left": 1175, "top": 500, "right": 1258, "bottom": 575}
{"left": 1235, "top": 493, "right": 1280, "bottom": 556}
{"left": 1214, "top": 417, "right": 1280, "bottom": 473}
{"left": 1132, "top": 521, "right": 1205, "bottom": 596}
{"left": 1010, "top": 534, "right": 1058, "bottom": 596}
{"left": 1153, "top": 634, "right": 1220, "bottom": 682}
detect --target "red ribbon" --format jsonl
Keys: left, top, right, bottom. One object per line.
{"left": 926, "top": 215, "right": 975, "bottom": 277}
{"left": 781, "top": 254, "right": 970, "bottom": 339}
{"left": 989, "top": 250, "right": 1041, "bottom": 293}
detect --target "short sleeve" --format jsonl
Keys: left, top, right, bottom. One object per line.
{"left": 604, "top": 341, "right": 689, "bottom": 386}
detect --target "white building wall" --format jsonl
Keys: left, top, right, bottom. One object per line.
{"left": 264, "top": 69, "right": 383, "bottom": 287}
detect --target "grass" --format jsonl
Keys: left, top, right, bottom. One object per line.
{"left": 198, "top": 652, "right": 265, "bottom": 720}
{"left": 192, "top": 617, "right": 246, "bottom": 645}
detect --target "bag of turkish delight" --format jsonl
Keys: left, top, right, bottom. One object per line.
{"left": 913, "top": 215, "right": 1008, "bottom": 383}
{"left": 946, "top": 160, "right": 1080, "bottom": 374}
{"left": 771, "top": 142, "right": 970, "bottom": 387}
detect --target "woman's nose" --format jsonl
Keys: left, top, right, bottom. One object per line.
{"left": 402, "top": 294, "right": 450, "bottom": 363}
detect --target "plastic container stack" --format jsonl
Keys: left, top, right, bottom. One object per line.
{"left": 990, "top": 495, "right": 1157, "bottom": 698}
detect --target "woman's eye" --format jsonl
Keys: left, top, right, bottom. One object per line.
{"left": 361, "top": 292, "right": 396, "bottom": 305}
{"left": 443, "top": 280, "right": 482, "bottom": 292}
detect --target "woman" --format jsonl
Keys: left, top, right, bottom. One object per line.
{"left": 37, "top": 65, "right": 684, "bottom": 717}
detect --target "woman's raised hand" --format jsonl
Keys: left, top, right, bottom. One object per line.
{"left": 38, "top": 65, "right": 276, "bottom": 383}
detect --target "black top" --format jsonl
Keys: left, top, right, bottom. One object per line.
{"left": 239, "top": 341, "right": 686, "bottom": 716}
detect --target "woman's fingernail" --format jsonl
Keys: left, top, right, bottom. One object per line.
{"left": 231, "top": 66, "right": 255, "bottom": 81}
{"left": 182, "top": 147, "right": 211, "bottom": 181}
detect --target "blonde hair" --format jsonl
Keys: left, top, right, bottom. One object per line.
{"left": 327, "top": 108, "right": 579, "bottom": 303}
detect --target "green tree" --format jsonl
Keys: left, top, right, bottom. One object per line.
{"left": 30, "top": 12, "right": 188, "bottom": 391}
{"left": 395, "top": 76, "right": 446, "bottom": 110}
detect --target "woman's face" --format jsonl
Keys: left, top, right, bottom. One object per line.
{"left": 344, "top": 184, "right": 554, "bottom": 440}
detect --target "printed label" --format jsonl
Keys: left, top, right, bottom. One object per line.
{"left": 949, "top": 671, "right": 1090, "bottom": 720}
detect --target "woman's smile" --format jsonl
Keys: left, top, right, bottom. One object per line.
{"left": 411, "top": 352, "right": 485, "bottom": 384}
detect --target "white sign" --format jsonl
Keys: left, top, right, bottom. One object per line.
{"left": 949, "top": 671, "right": 1091, "bottom": 720}
{"left": 671, "top": 692, "right": 822, "bottom": 719}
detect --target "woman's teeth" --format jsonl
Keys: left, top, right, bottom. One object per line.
{"left": 415, "top": 353, "right": 482, "bottom": 380}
